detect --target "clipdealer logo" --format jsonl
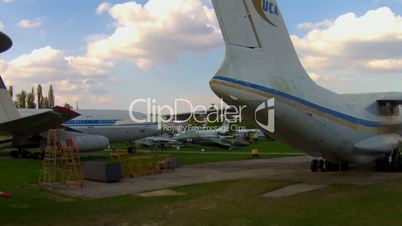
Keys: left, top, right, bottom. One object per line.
{"left": 128, "top": 97, "right": 276, "bottom": 133}
{"left": 255, "top": 98, "right": 275, "bottom": 133}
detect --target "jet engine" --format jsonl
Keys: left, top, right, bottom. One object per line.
{"left": 61, "top": 131, "right": 110, "bottom": 152}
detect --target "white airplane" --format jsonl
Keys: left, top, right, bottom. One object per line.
{"left": 210, "top": 0, "right": 402, "bottom": 172}
{"left": 19, "top": 109, "right": 159, "bottom": 143}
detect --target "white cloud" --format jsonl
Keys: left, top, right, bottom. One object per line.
{"left": 4, "top": 46, "right": 112, "bottom": 80}
{"left": 84, "top": 34, "right": 108, "bottom": 43}
{"left": 365, "top": 59, "right": 402, "bottom": 72}
{"left": 1, "top": 0, "right": 221, "bottom": 107}
{"left": 2, "top": 0, "right": 12, "bottom": 3}
{"left": 87, "top": 0, "right": 222, "bottom": 69}
{"left": 0, "top": 46, "right": 115, "bottom": 107}
{"left": 96, "top": 2, "right": 112, "bottom": 15}
{"left": 18, "top": 18, "right": 42, "bottom": 29}
{"left": 292, "top": 7, "right": 402, "bottom": 92}
{"left": 297, "top": 19, "right": 334, "bottom": 30}
{"left": 0, "top": 21, "right": 4, "bottom": 30}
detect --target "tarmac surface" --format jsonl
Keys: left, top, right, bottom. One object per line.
{"left": 57, "top": 155, "right": 402, "bottom": 198}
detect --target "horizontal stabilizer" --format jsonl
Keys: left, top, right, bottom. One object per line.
{"left": 354, "top": 134, "right": 402, "bottom": 153}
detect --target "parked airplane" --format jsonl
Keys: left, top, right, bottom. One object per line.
{"left": 19, "top": 109, "right": 159, "bottom": 147}
{"left": 0, "top": 80, "right": 115, "bottom": 158}
{"left": 210, "top": 0, "right": 402, "bottom": 172}
{"left": 0, "top": 32, "right": 93, "bottom": 158}
{"left": 135, "top": 136, "right": 180, "bottom": 149}
{"left": 137, "top": 122, "right": 233, "bottom": 149}
{"left": 175, "top": 121, "right": 230, "bottom": 140}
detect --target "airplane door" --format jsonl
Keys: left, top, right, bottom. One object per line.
{"left": 213, "top": 0, "right": 261, "bottom": 48}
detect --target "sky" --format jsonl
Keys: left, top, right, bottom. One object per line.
{"left": 1, "top": 0, "right": 402, "bottom": 113}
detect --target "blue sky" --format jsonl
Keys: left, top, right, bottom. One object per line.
{"left": 1, "top": 0, "right": 402, "bottom": 112}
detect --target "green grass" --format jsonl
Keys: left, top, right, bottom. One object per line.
{"left": 6, "top": 141, "right": 402, "bottom": 225}
{"left": 80, "top": 139, "right": 303, "bottom": 166}
{"left": 160, "top": 140, "right": 301, "bottom": 165}
{"left": 2, "top": 169, "right": 402, "bottom": 226}
{"left": 163, "top": 139, "right": 301, "bottom": 154}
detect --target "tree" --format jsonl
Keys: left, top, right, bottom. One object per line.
{"left": 64, "top": 103, "right": 73, "bottom": 110}
{"left": 16, "top": 91, "right": 27, "bottom": 108}
{"left": 37, "top": 84, "right": 43, "bottom": 109}
{"left": 8, "top": 85, "right": 13, "bottom": 98}
{"left": 26, "top": 88, "right": 36, "bottom": 109}
{"left": 43, "top": 97, "right": 50, "bottom": 109}
{"left": 48, "top": 85, "right": 55, "bottom": 107}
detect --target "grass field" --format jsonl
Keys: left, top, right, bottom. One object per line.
{"left": 2, "top": 141, "right": 402, "bottom": 225}
{"left": 70, "top": 140, "right": 303, "bottom": 166}
{"left": 2, "top": 173, "right": 402, "bottom": 226}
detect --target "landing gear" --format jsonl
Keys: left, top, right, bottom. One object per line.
{"left": 10, "top": 148, "right": 44, "bottom": 160}
{"left": 310, "top": 159, "right": 318, "bottom": 172}
{"left": 10, "top": 149, "right": 31, "bottom": 159}
{"left": 375, "top": 149, "right": 401, "bottom": 172}
{"left": 32, "top": 152, "right": 44, "bottom": 160}
{"left": 310, "top": 159, "right": 349, "bottom": 172}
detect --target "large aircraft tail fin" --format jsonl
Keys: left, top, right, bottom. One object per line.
{"left": 0, "top": 76, "right": 20, "bottom": 124}
{"left": 212, "top": 0, "right": 314, "bottom": 88}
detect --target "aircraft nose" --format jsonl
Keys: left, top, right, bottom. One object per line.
{"left": 99, "top": 136, "right": 110, "bottom": 147}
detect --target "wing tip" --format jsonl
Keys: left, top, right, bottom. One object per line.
{"left": 53, "top": 106, "right": 80, "bottom": 118}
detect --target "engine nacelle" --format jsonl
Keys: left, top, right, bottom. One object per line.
{"left": 63, "top": 131, "right": 109, "bottom": 152}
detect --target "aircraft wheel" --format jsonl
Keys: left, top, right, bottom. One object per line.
{"left": 332, "top": 163, "right": 340, "bottom": 171}
{"left": 310, "top": 159, "right": 318, "bottom": 172}
{"left": 376, "top": 155, "right": 391, "bottom": 172}
{"left": 375, "top": 159, "right": 384, "bottom": 171}
{"left": 10, "top": 150, "right": 19, "bottom": 159}
{"left": 319, "top": 160, "right": 327, "bottom": 172}
{"left": 326, "top": 161, "right": 333, "bottom": 171}
{"left": 391, "top": 149, "right": 400, "bottom": 171}
{"left": 128, "top": 146, "right": 137, "bottom": 154}
{"left": 398, "top": 155, "right": 402, "bottom": 172}
{"left": 32, "top": 152, "right": 44, "bottom": 160}
{"left": 340, "top": 162, "right": 350, "bottom": 171}
{"left": 21, "top": 150, "right": 32, "bottom": 159}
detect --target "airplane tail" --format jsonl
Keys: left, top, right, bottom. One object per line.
{"left": 211, "top": 0, "right": 316, "bottom": 95}
{"left": 0, "top": 76, "right": 20, "bottom": 124}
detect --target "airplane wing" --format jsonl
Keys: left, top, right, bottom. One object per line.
{"left": 197, "top": 136, "right": 232, "bottom": 148}
{"left": 0, "top": 106, "right": 80, "bottom": 136}
{"left": 136, "top": 136, "right": 180, "bottom": 146}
